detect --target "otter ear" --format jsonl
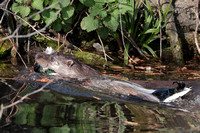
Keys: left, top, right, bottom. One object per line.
{"left": 66, "top": 60, "right": 74, "bottom": 68}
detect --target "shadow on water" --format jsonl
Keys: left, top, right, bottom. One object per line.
{"left": 1, "top": 64, "right": 200, "bottom": 132}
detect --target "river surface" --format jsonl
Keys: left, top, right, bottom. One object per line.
{"left": 1, "top": 59, "right": 200, "bottom": 133}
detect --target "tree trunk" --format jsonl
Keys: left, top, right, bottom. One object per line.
{"left": 163, "top": 0, "right": 184, "bottom": 65}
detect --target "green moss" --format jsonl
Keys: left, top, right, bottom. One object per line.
{"left": 0, "top": 63, "right": 19, "bottom": 76}
{"left": 81, "top": 39, "right": 95, "bottom": 49}
{"left": 0, "top": 34, "right": 12, "bottom": 57}
{"left": 35, "top": 36, "right": 57, "bottom": 49}
{"left": 73, "top": 51, "right": 105, "bottom": 66}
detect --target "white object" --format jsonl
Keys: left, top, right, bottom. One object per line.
{"left": 93, "top": 43, "right": 104, "bottom": 52}
{"left": 45, "top": 47, "right": 55, "bottom": 54}
{"left": 163, "top": 87, "right": 192, "bottom": 103}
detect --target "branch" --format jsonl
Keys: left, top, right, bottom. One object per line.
{"left": 97, "top": 31, "right": 107, "bottom": 66}
{"left": 2, "top": 80, "right": 53, "bottom": 110}
{"left": 0, "top": 1, "right": 60, "bottom": 41}
{"left": 119, "top": 1, "right": 149, "bottom": 61}
{"left": 157, "top": 0, "right": 163, "bottom": 58}
{"left": 8, "top": 36, "right": 28, "bottom": 68}
{"left": 192, "top": 0, "right": 200, "bottom": 54}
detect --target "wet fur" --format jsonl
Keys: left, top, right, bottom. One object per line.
{"left": 35, "top": 52, "right": 99, "bottom": 77}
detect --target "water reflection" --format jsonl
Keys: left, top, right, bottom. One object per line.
{"left": 2, "top": 88, "right": 131, "bottom": 133}
{"left": 1, "top": 81, "right": 200, "bottom": 133}
{"left": 1, "top": 65, "right": 200, "bottom": 132}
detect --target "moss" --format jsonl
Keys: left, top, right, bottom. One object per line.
{"left": 0, "top": 34, "right": 12, "bottom": 57}
{"left": 81, "top": 39, "right": 95, "bottom": 49}
{"left": 73, "top": 51, "right": 105, "bottom": 66}
{"left": 35, "top": 36, "right": 57, "bottom": 49}
{"left": 0, "top": 63, "right": 19, "bottom": 76}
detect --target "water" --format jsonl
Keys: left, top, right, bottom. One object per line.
{"left": 1, "top": 61, "right": 200, "bottom": 132}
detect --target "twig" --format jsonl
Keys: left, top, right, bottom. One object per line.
{"left": 59, "top": 9, "right": 86, "bottom": 51}
{"left": 8, "top": 36, "right": 28, "bottom": 69}
{"left": 0, "top": 3, "right": 61, "bottom": 41}
{"left": 119, "top": 1, "right": 148, "bottom": 62}
{"left": 0, "top": 0, "right": 10, "bottom": 24}
{"left": 119, "top": 1, "right": 129, "bottom": 60}
{"left": 3, "top": 80, "right": 53, "bottom": 110}
{"left": 0, "top": 77, "right": 17, "bottom": 80}
{"left": 69, "top": 0, "right": 74, "bottom": 5}
{"left": 0, "top": 8, "right": 49, "bottom": 40}
{"left": 157, "top": 0, "right": 163, "bottom": 58}
{"left": 97, "top": 32, "right": 107, "bottom": 66}
{"left": 6, "top": 83, "right": 26, "bottom": 123}
{"left": 2, "top": 1, "right": 59, "bottom": 40}
{"left": 192, "top": 1, "right": 200, "bottom": 54}
{"left": 0, "top": 79, "right": 16, "bottom": 91}
{"left": 125, "top": 32, "right": 149, "bottom": 60}
{"left": 57, "top": 33, "right": 60, "bottom": 52}
{"left": 96, "top": 33, "right": 113, "bottom": 61}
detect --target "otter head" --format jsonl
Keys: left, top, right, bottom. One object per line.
{"left": 35, "top": 53, "right": 50, "bottom": 68}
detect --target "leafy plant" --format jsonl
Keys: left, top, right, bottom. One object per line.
{"left": 123, "top": 0, "right": 172, "bottom": 57}
{"left": 79, "top": 0, "right": 133, "bottom": 39}
{"left": 9, "top": 0, "right": 172, "bottom": 62}
{"left": 11, "top": 0, "right": 74, "bottom": 32}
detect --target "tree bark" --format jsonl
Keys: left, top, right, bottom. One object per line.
{"left": 163, "top": 0, "right": 184, "bottom": 65}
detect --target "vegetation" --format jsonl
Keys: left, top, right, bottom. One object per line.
{"left": 122, "top": 0, "right": 172, "bottom": 58}
{"left": 1, "top": 0, "right": 172, "bottom": 64}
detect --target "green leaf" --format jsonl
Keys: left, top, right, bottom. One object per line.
{"left": 59, "top": 0, "right": 70, "bottom": 8}
{"left": 32, "top": 14, "right": 41, "bottom": 21}
{"left": 120, "top": 2, "right": 133, "bottom": 14}
{"left": 44, "top": 0, "right": 49, "bottom": 6}
{"left": 145, "top": 0, "right": 153, "bottom": 16}
{"left": 19, "top": 6, "right": 31, "bottom": 18}
{"left": 53, "top": 19, "right": 62, "bottom": 31}
{"left": 16, "top": 0, "right": 28, "bottom": 3}
{"left": 110, "top": 9, "right": 119, "bottom": 20}
{"left": 142, "top": 44, "right": 158, "bottom": 58}
{"left": 31, "top": 0, "right": 43, "bottom": 10}
{"left": 62, "top": 22, "right": 72, "bottom": 32}
{"left": 94, "top": 0, "right": 106, "bottom": 5}
{"left": 42, "top": 10, "right": 57, "bottom": 24}
{"left": 144, "top": 28, "right": 159, "bottom": 34}
{"left": 94, "top": 0, "right": 115, "bottom": 3}
{"left": 103, "top": 16, "right": 119, "bottom": 32}
{"left": 49, "top": 0, "right": 60, "bottom": 9}
{"left": 61, "top": 6, "right": 74, "bottom": 20}
{"left": 81, "top": 16, "right": 100, "bottom": 32}
{"left": 11, "top": 3, "right": 21, "bottom": 13}
{"left": 99, "top": 10, "right": 107, "bottom": 18}
{"left": 79, "top": 0, "right": 95, "bottom": 7}
{"left": 124, "top": 42, "right": 130, "bottom": 65}
{"left": 97, "top": 27, "right": 109, "bottom": 39}
{"left": 90, "top": 4, "right": 103, "bottom": 16}
{"left": 108, "top": 0, "right": 115, "bottom": 2}
{"left": 62, "top": 17, "right": 73, "bottom": 24}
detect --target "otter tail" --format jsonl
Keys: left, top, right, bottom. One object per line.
{"left": 152, "top": 82, "right": 192, "bottom": 103}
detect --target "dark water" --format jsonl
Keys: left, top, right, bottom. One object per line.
{"left": 1, "top": 62, "right": 200, "bottom": 133}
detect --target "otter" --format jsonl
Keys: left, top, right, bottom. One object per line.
{"left": 35, "top": 50, "right": 99, "bottom": 78}
{"left": 35, "top": 47, "right": 191, "bottom": 103}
